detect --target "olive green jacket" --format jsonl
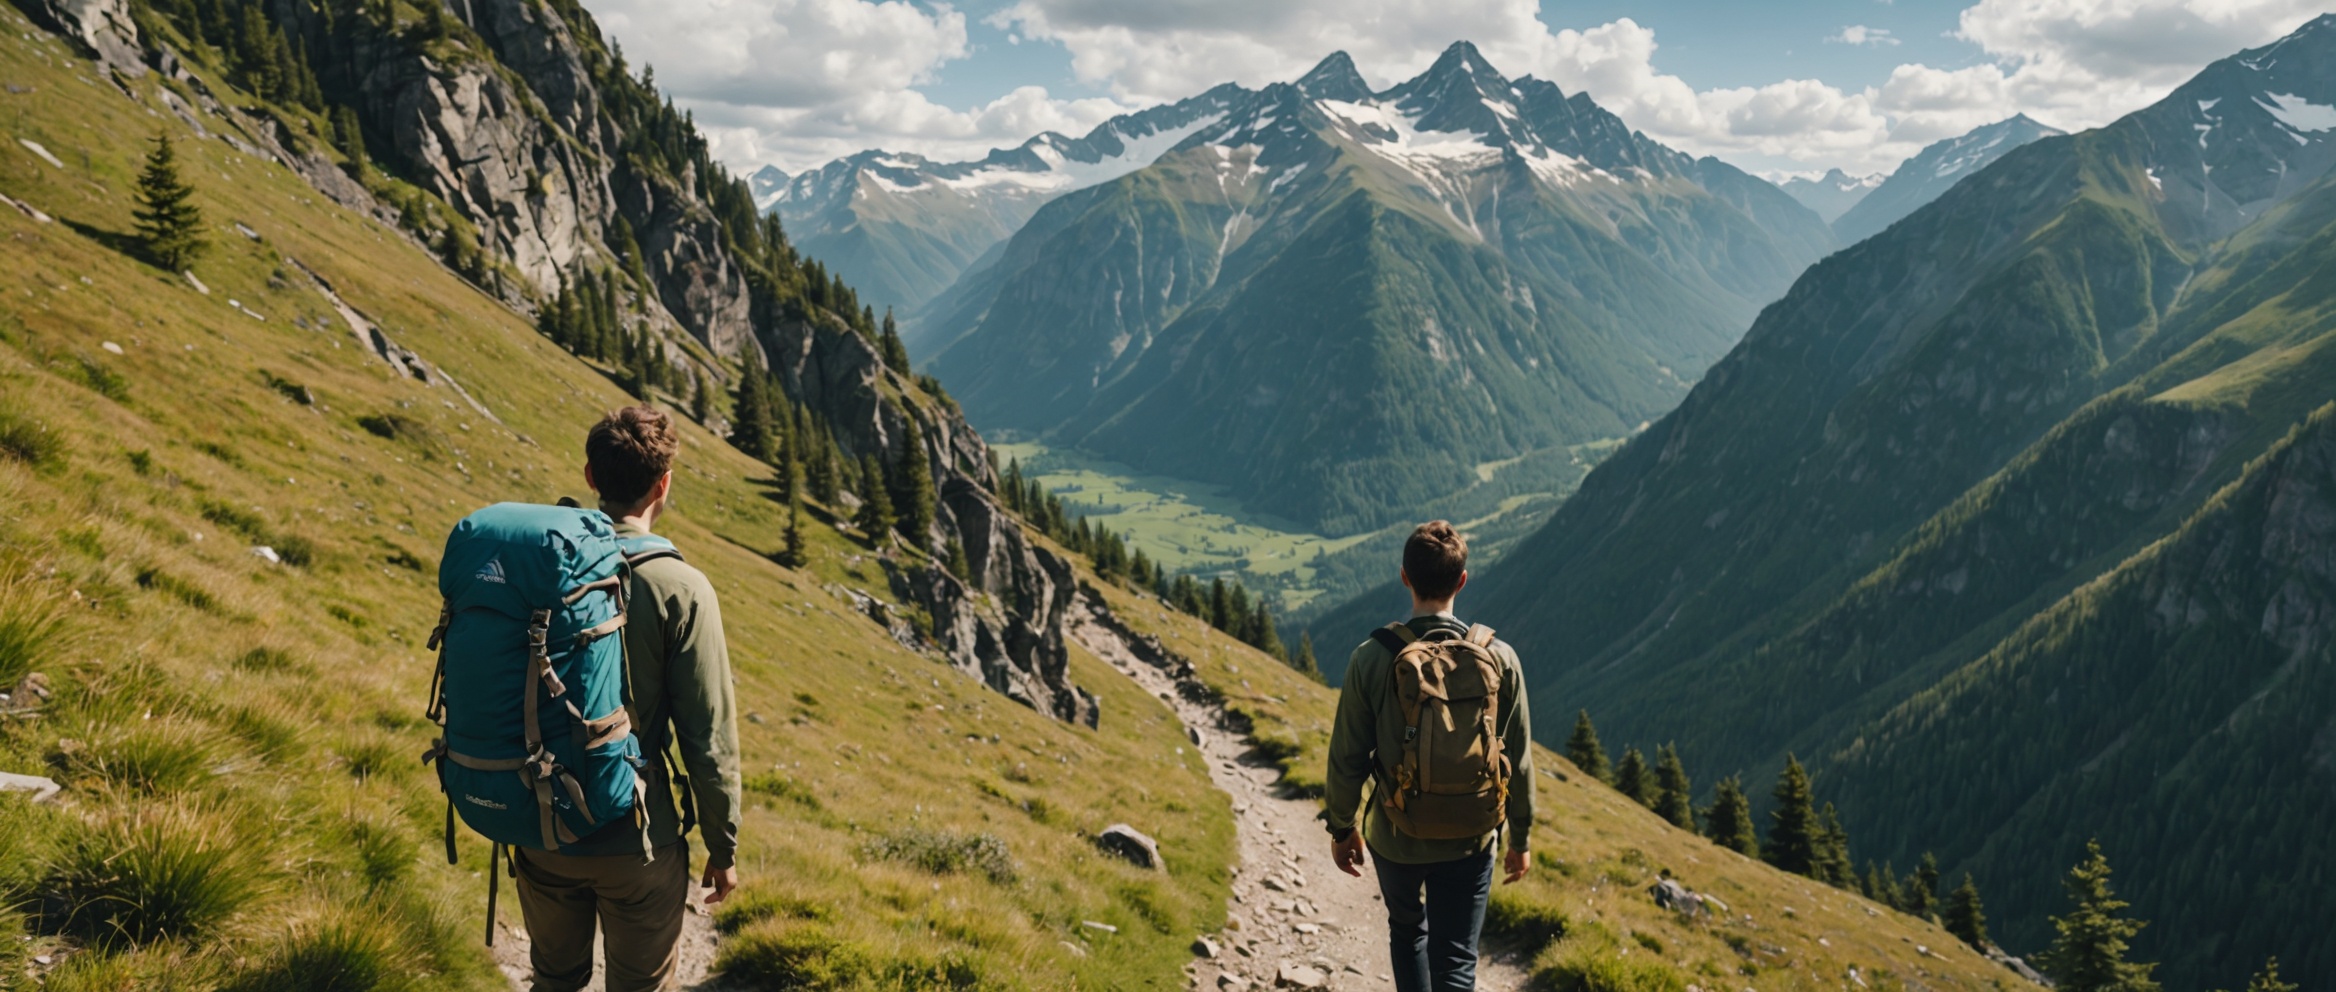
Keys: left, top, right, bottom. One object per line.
{"left": 569, "top": 520, "right": 743, "bottom": 868}
{"left": 1322, "top": 614, "right": 1534, "bottom": 864}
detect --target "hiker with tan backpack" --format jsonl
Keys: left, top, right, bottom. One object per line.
{"left": 1323, "top": 521, "right": 1533, "bottom": 992}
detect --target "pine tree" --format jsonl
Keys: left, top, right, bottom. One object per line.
{"left": 728, "top": 345, "right": 777, "bottom": 463}
{"left": 332, "top": 104, "right": 369, "bottom": 174}
{"left": 775, "top": 412, "right": 801, "bottom": 506}
{"left": 1765, "top": 755, "right": 1819, "bottom": 877}
{"left": 1906, "top": 852, "right": 1941, "bottom": 918}
{"left": 880, "top": 307, "right": 910, "bottom": 373}
{"left": 808, "top": 422, "right": 840, "bottom": 504}
{"left": 1209, "top": 578, "right": 1232, "bottom": 632}
{"left": 854, "top": 452, "right": 895, "bottom": 537}
{"left": 1292, "top": 631, "right": 1321, "bottom": 681}
{"left": 2231, "top": 958, "right": 2296, "bottom": 992}
{"left": 1616, "top": 748, "right": 1654, "bottom": 806}
{"left": 2039, "top": 840, "right": 2159, "bottom": 992}
{"left": 944, "top": 538, "right": 973, "bottom": 583}
{"left": 1566, "top": 711, "right": 1611, "bottom": 783}
{"left": 1813, "top": 803, "right": 1854, "bottom": 887}
{"left": 1653, "top": 744, "right": 1694, "bottom": 829}
{"left": 1001, "top": 458, "right": 1025, "bottom": 512}
{"left": 1252, "top": 600, "right": 1284, "bottom": 660}
{"left": 690, "top": 368, "right": 712, "bottom": 424}
{"left": 1863, "top": 862, "right": 1903, "bottom": 909}
{"left": 134, "top": 132, "right": 208, "bottom": 272}
{"left": 1943, "top": 874, "right": 1989, "bottom": 951}
{"left": 775, "top": 491, "right": 807, "bottom": 568}
{"left": 893, "top": 417, "right": 936, "bottom": 545}
{"left": 1702, "top": 775, "right": 1759, "bottom": 857}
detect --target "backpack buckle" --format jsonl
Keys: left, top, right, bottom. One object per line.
{"left": 1403, "top": 727, "right": 1418, "bottom": 744}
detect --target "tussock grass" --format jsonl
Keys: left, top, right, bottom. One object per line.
{"left": 62, "top": 716, "right": 223, "bottom": 794}
{"left": 36, "top": 801, "right": 260, "bottom": 949}
{"left": 0, "top": 561, "right": 74, "bottom": 687}
{"left": 0, "top": 403, "right": 63, "bottom": 469}
{"left": 715, "top": 919, "right": 993, "bottom": 991}
{"left": 1484, "top": 885, "right": 1571, "bottom": 953}
{"left": 226, "top": 908, "right": 415, "bottom": 992}
{"left": 1531, "top": 924, "right": 1691, "bottom": 992}
{"left": 859, "top": 829, "right": 1017, "bottom": 884}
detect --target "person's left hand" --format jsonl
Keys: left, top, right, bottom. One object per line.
{"left": 1502, "top": 848, "right": 1530, "bottom": 885}
{"left": 1331, "top": 831, "right": 1366, "bottom": 877}
{"left": 702, "top": 865, "right": 739, "bottom": 904}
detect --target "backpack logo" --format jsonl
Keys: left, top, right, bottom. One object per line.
{"left": 475, "top": 557, "right": 507, "bottom": 584}
{"left": 462, "top": 794, "right": 508, "bottom": 810}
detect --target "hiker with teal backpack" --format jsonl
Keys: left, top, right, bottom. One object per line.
{"left": 1323, "top": 521, "right": 1533, "bottom": 992}
{"left": 424, "top": 405, "right": 741, "bottom": 992}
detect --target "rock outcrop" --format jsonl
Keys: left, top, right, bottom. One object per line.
{"left": 20, "top": 0, "right": 143, "bottom": 76}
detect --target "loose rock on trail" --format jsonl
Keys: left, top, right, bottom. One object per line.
{"left": 1069, "top": 599, "right": 1529, "bottom": 991}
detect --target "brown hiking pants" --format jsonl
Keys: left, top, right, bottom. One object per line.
{"left": 512, "top": 842, "right": 690, "bottom": 992}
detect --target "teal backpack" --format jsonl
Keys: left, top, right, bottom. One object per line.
{"left": 420, "top": 502, "right": 680, "bottom": 943}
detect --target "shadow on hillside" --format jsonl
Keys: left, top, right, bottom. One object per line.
{"left": 61, "top": 217, "right": 144, "bottom": 262}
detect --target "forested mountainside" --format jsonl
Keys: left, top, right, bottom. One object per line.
{"left": 921, "top": 43, "right": 1836, "bottom": 535}
{"left": 1829, "top": 115, "right": 2063, "bottom": 246}
{"left": 1458, "top": 16, "right": 2336, "bottom": 988}
{"left": 772, "top": 88, "right": 1247, "bottom": 325}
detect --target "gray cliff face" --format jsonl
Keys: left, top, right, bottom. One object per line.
{"left": 22, "top": 0, "right": 143, "bottom": 75}
{"left": 264, "top": 0, "right": 755, "bottom": 357}
{"left": 761, "top": 310, "right": 1098, "bottom": 726}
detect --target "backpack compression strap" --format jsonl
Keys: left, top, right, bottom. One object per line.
{"left": 1369, "top": 622, "right": 1418, "bottom": 654}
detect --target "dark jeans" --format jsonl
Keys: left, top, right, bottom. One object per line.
{"left": 1371, "top": 844, "right": 1496, "bottom": 992}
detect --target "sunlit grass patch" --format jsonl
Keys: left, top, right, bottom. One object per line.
{"left": 860, "top": 829, "right": 1017, "bottom": 884}
{"left": 35, "top": 801, "right": 260, "bottom": 949}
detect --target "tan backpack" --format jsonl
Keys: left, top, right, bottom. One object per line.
{"left": 1370, "top": 622, "right": 1512, "bottom": 840}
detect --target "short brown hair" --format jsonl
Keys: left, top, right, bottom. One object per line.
{"left": 1403, "top": 520, "right": 1468, "bottom": 600}
{"left": 586, "top": 406, "right": 679, "bottom": 508}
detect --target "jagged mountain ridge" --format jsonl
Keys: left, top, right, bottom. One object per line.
{"left": 1830, "top": 115, "right": 2065, "bottom": 245}
{"left": 924, "top": 42, "right": 1836, "bottom": 534}
{"left": 1458, "top": 16, "right": 2336, "bottom": 987}
{"left": 770, "top": 88, "right": 1246, "bottom": 323}
{"left": 1777, "top": 168, "right": 1882, "bottom": 223}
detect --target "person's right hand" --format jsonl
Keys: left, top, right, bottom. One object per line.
{"left": 702, "top": 865, "right": 739, "bottom": 905}
{"left": 1331, "top": 830, "right": 1365, "bottom": 877}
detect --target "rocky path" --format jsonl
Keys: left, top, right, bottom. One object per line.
{"left": 490, "top": 880, "right": 725, "bottom": 991}
{"left": 1070, "top": 604, "right": 1529, "bottom": 992}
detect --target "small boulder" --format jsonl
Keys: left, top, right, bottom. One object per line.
{"left": 1275, "top": 963, "right": 1329, "bottom": 990}
{"left": 1096, "top": 823, "right": 1164, "bottom": 871}
{"left": 1193, "top": 935, "right": 1221, "bottom": 958}
{"left": 0, "top": 772, "right": 61, "bottom": 803}
{"left": 1650, "top": 878, "right": 1708, "bottom": 918}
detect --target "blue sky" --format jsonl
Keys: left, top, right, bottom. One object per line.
{"left": 579, "top": 0, "right": 2328, "bottom": 178}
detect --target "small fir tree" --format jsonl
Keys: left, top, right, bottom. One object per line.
{"left": 1702, "top": 775, "right": 1760, "bottom": 856}
{"left": 944, "top": 539, "right": 973, "bottom": 582}
{"left": 1209, "top": 578, "right": 1232, "bottom": 632}
{"left": 2039, "top": 840, "right": 2159, "bottom": 992}
{"left": 1252, "top": 601, "right": 1285, "bottom": 660}
{"left": 1813, "top": 803, "right": 1854, "bottom": 887}
{"left": 880, "top": 308, "right": 910, "bottom": 373}
{"left": 1653, "top": 744, "right": 1695, "bottom": 829}
{"left": 1907, "top": 852, "right": 1941, "bottom": 918}
{"left": 2229, "top": 958, "right": 2296, "bottom": 992}
{"left": 1943, "top": 874, "right": 1989, "bottom": 951}
{"left": 134, "top": 133, "right": 208, "bottom": 272}
{"left": 728, "top": 345, "right": 777, "bottom": 463}
{"left": 690, "top": 368, "right": 712, "bottom": 424}
{"left": 893, "top": 417, "right": 936, "bottom": 544}
{"left": 1566, "top": 711, "right": 1611, "bottom": 783}
{"left": 775, "top": 492, "right": 807, "bottom": 568}
{"left": 1292, "top": 631, "right": 1322, "bottom": 681}
{"left": 1615, "top": 748, "right": 1654, "bottom": 807}
{"left": 1765, "top": 755, "right": 1819, "bottom": 876}
{"left": 854, "top": 452, "right": 895, "bottom": 537}
{"left": 1863, "top": 862, "right": 1903, "bottom": 909}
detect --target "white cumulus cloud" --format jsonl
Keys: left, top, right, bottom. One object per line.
{"left": 1828, "top": 25, "right": 1901, "bottom": 46}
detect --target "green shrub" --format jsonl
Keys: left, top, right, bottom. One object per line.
{"left": 336, "top": 735, "right": 411, "bottom": 783}
{"left": 355, "top": 413, "right": 429, "bottom": 444}
{"left": 714, "top": 888, "right": 834, "bottom": 934}
{"left": 127, "top": 449, "right": 154, "bottom": 475}
{"left": 860, "top": 829, "right": 1017, "bottom": 884}
{"left": 37, "top": 802, "right": 260, "bottom": 948}
{"left": 227, "top": 912, "right": 413, "bottom": 992}
{"left": 233, "top": 646, "right": 301, "bottom": 673}
{"left": 62, "top": 354, "right": 129, "bottom": 400}
{"left": 1533, "top": 927, "right": 1689, "bottom": 992}
{"left": 1484, "top": 887, "right": 1570, "bottom": 953}
{"left": 273, "top": 534, "right": 316, "bottom": 568}
{"left": 200, "top": 500, "right": 268, "bottom": 540}
{"left": 0, "top": 406, "right": 62, "bottom": 468}
{"left": 137, "top": 568, "right": 217, "bottom": 611}
{"left": 745, "top": 770, "right": 822, "bottom": 810}
{"left": 0, "top": 564, "right": 72, "bottom": 687}
{"left": 193, "top": 440, "right": 242, "bottom": 466}
{"left": 717, "top": 922, "right": 871, "bottom": 988}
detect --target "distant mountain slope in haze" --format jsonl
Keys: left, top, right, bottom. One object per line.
{"left": 770, "top": 90, "right": 1245, "bottom": 323}
{"left": 1462, "top": 16, "right": 2336, "bottom": 989}
{"left": 924, "top": 43, "right": 1835, "bottom": 534}
{"left": 1778, "top": 168, "right": 1882, "bottom": 222}
{"left": 1830, "top": 115, "right": 2065, "bottom": 245}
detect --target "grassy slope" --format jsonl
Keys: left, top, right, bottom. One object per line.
{"left": 1074, "top": 575, "right": 2030, "bottom": 992}
{"left": 0, "top": 12, "right": 1230, "bottom": 989}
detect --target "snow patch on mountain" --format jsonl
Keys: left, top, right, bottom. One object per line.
{"left": 2257, "top": 92, "right": 2336, "bottom": 134}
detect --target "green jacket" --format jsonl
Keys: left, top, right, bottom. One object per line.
{"left": 1322, "top": 613, "right": 1534, "bottom": 864}
{"left": 569, "top": 520, "right": 743, "bottom": 868}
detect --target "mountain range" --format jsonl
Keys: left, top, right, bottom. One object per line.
{"left": 911, "top": 44, "right": 1836, "bottom": 534}
{"left": 1830, "top": 114, "right": 2066, "bottom": 245}
{"left": 1776, "top": 167, "right": 1882, "bottom": 222}
{"left": 1438, "top": 16, "right": 2336, "bottom": 988}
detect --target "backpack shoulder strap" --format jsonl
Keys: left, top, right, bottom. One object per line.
{"left": 1369, "top": 622, "right": 1417, "bottom": 654}
{"left": 1465, "top": 624, "right": 1496, "bottom": 648}
{"left": 618, "top": 533, "right": 685, "bottom": 569}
